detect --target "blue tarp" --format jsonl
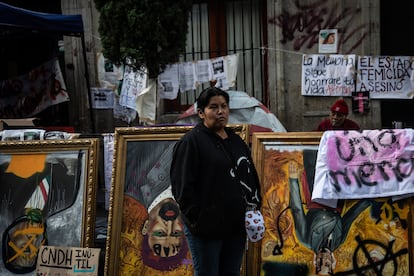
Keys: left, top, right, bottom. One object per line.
{"left": 0, "top": 2, "right": 83, "bottom": 36}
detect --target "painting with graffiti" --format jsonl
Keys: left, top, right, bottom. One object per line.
{"left": 0, "top": 139, "right": 98, "bottom": 276}
{"left": 105, "top": 125, "right": 250, "bottom": 276}
{"left": 251, "top": 132, "right": 411, "bottom": 276}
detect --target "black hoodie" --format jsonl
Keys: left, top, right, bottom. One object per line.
{"left": 170, "top": 123, "right": 261, "bottom": 238}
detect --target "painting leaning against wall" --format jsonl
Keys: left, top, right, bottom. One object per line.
{"left": 0, "top": 139, "right": 98, "bottom": 276}
{"left": 251, "top": 132, "right": 411, "bottom": 276}
{"left": 105, "top": 125, "right": 250, "bottom": 276}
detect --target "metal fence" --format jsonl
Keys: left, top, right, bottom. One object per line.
{"left": 170, "top": 0, "right": 267, "bottom": 111}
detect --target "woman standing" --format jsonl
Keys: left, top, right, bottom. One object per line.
{"left": 170, "top": 87, "right": 261, "bottom": 276}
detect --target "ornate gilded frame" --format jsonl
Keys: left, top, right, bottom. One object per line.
{"left": 105, "top": 124, "right": 249, "bottom": 276}
{"left": 251, "top": 131, "right": 413, "bottom": 276}
{"left": 0, "top": 138, "right": 99, "bottom": 275}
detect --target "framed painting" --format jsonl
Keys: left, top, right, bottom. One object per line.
{"left": 105, "top": 124, "right": 249, "bottom": 276}
{"left": 0, "top": 138, "right": 99, "bottom": 275}
{"left": 251, "top": 132, "right": 413, "bottom": 276}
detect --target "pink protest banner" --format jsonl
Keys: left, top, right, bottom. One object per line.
{"left": 313, "top": 129, "right": 414, "bottom": 207}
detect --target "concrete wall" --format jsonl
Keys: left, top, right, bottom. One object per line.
{"left": 62, "top": 0, "right": 383, "bottom": 133}
{"left": 266, "top": 0, "right": 381, "bottom": 131}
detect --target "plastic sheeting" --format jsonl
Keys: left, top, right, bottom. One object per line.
{"left": 176, "top": 90, "right": 287, "bottom": 132}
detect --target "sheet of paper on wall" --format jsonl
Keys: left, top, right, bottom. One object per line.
{"left": 195, "top": 59, "right": 213, "bottom": 85}
{"left": 178, "top": 61, "right": 196, "bottom": 92}
{"left": 136, "top": 78, "right": 157, "bottom": 124}
{"left": 357, "top": 56, "right": 414, "bottom": 99}
{"left": 224, "top": 54, "right": 239, "bottom": 88}
{"left": 113, "top": 96, "right": 137, "bottom": 124}
{"left": 318, "top": 29, "right": 338, "bottom": 54}
{"left": 211, "top": 56, "right": 230, "bottom": 90}
{"left": 36, "top": 246, "right": 100, "bottom": 276}
{"left": 90, "top": 88, "right": 115, "bottom": 109}
{"left": 158, "top": 64, "right": 179, "bottom": 100}
{"left": 96, "top": 52, "right": 123, "bottom": 90}
{"left": 119, "top": 65, "right": 148, "bottom": 110}
{"left": 301, "top": 54, "right": 356, "bottom": 97}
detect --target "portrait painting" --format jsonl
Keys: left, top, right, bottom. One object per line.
{"left": 105, "top": 125, "right": 249, "bottom": 276}
{"left": 251, "top": 132, "right": 412, "bottom": 276}
{"left": 0, "top": 139, "right": 99, "bottom": 275}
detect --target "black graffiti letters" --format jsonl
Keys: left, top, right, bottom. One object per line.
{"left": 329, "top": 130, "right": 414, "bottom": 192}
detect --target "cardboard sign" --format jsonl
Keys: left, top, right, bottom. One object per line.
{"left": 36, "top": 246, "right": 100, "bottom": 276}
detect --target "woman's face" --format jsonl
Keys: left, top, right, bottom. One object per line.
{"left": 145, "top": 199, "right": 184, "bottom": 257}
{"left": 199, "top": 95, "right": 229, "bottom": 131}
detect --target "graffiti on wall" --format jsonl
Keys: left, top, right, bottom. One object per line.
{"left": 269, "top": 0, "right": 370, "bottom": 53}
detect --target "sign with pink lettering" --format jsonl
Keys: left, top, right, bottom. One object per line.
{"left": 313, "top": 129, "right": 414, "bottom": 207}
{"left": 302, "top": 54, "right": 356, "bottom": 96}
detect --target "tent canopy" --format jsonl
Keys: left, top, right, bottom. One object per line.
{"left": 176, "top": 90, "right": 287, "bottom": 132}
{"left": 0, "top": 2, "right": 83, "bottom": 37}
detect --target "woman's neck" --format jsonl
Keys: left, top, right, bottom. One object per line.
{"left": 216, "top": 129, "right": 228, "bottom": 139}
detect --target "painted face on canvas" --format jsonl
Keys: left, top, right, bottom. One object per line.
{"left": 143, "top": 198, "right": 184, "bottom": 258}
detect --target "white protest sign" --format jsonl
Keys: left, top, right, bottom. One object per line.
{"left": 357, "top": 56, "right": 414, "bottom": 99}
{"left": 302, "top": 54, "right": 356, "bottom": 96}
{"left": 119, "top": 65, "right": 148, "bottom": 110}
{"left": 90, "top": 88, "right": 115, "bottom": 109}
{"left": 312, "top": 129, "right": 414, "bottom": 208}
{"left": 36, "top": 246, "right": 100, "bottom": 276}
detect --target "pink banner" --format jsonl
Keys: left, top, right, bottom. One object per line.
{"left": 313, "top": 129, "right": 414, "bottom": 207}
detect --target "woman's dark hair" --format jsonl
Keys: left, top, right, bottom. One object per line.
{"left": 196, "top": 87, "right": 229, "bottom": 111}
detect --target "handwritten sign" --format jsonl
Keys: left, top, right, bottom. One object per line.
{"left": 119, "top": 65, "right": 148, "bottom": 110}
{"left": 302, "top": 54, "right": 356, "bottom": 96}
{"left": 90, "top": 88, "right": 115, "bottom": 109}
{"left": 36, "top": 246, "right": 100, "bottom": 276}
{"left": 357, "top": 56, "right": 414, "bottom": 99}
{"left": 312, "top": 129, "right": 414, "bottom": 207}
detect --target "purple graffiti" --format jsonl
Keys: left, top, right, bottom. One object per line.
{"left": 269, "top": 0, "right": 369, "bottom": 53}
{"left": 326, "top": 130, "right": 414, "bottom": 192}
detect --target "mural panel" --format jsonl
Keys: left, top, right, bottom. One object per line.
{"left": 251, "top": 132, "right": 411, "bottom": 276}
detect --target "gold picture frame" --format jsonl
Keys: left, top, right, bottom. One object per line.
{"left": 0, "top": 138, "right": 99, "bottom": 275}
{"left": 105, "top": 124, "right": 249, "bottom": 276}
{"left": 251, "top": 131, "right": 413, "bottom": 276}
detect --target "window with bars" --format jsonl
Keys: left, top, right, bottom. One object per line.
{"left": 164, "top": 0, "right": 267, "bottom": 113}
